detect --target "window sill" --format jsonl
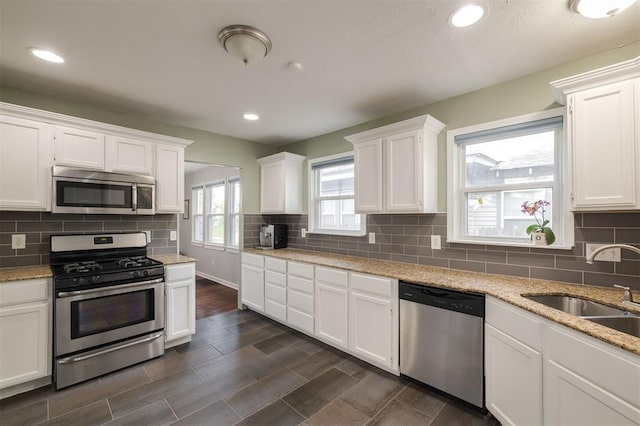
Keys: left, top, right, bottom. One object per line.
{"left": 204, "top": 244, "right": 225, "bottom": 252}
{"left": 447, "top": 238, "right": 575, "bottom": 250}
{"left": 308, "top": 229, "right": 367, "bottom": 238}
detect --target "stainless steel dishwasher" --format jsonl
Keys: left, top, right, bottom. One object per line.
{"left": 399, "top": 281, "right": 485, "bottom": 410}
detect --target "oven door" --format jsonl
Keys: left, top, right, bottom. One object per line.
{"left": 55, "top": 278, "right": 165, "bottom": 356}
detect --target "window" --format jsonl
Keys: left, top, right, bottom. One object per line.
{"left": 227, "top": 178, "right": 240, "bottom": 248}
{"left": 447, "top": 108, "right": 573, "bottom": 248}
{"left": 191, "top": 177, "right": 241, "bottom": 248}
{"left": 309, "top": 153, "right": 366, "bottom": 236}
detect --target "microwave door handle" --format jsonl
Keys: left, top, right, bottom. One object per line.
{"left": 132, "top": 184, "right": 137, "bottom": 212}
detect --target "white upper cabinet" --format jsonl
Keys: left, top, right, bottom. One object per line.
{"left": 0, "top": 115, "right": 52, "bottom": 211}
{"left": 257, "top": 152, "right": 305, "bottom": 214}
{"left": 155, "top": 143, "right": 185, "bottom": 213}
{"left": 346, "top": 114, "right": 445, "bottom": 214}
{"left": 550, "top": 57, "right": 640, "bottom": 211}
{"left": 54, "top": 125, "right": 105, "bottom": 170}
{"left": 105, "top": 136, "right": 154, "bottom": 175}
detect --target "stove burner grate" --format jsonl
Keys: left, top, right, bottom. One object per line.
{"left": 63, "top": 261, "right": 103, "bottom": 274}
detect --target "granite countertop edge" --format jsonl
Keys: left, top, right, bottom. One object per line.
{"left": 0, "top": 255, "right": 197, "bottom": 282}
{"left": 244, "top": 247, "right": 640, "bottom": 357}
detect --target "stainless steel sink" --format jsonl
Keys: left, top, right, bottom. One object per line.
{"left": 585, "top": 316, "right": 640, "bottom": 338}
{"left": 523, "top": 295, "right": 627, "bottom": 317}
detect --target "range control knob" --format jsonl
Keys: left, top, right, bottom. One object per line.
{"left": 143, "top": 270, "right": 149, "bottom": 277}
{"left": 132, "top": 271, "right": 140, "bottom": 278}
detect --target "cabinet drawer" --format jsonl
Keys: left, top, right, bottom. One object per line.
{"left": 288, "top": 289, "right": 313, "bottom": 314}
{"left": 265, "top": 257, "right": 287, "bottom": 273}
{"left": 288, "top": 275, "right": 313, "bottom": 294}
{"left": 288, "top": 261, "right": 314, "bottom": 279}
{"left": 0, "top": 278, "right": 49, "bottom": 306}
{"left": 265, "top": 283, "right": 286, "bottom": 304}
{"left": 165, "top": 263, "right": 195, "bottom": 282}
{"left": 486, "top": 297, "right": 543, "bottom": 351}
{"left": 287, "top": 307, "right": 314, "bottom": 334}
{"left": 350, "top": 272, "right": 392, "bottom": 297}
{"left": 242, "top": 253, "right": 264, "bottom": 268}
{"left": 547, "top": 324, "right": 640, "bottom": 407}
{"left": 265, "top": 270, "right": 286, "bottom": 287}
{"left": 265, "top": 300, "right": 287, "bottom": 323}
{"left": 315, "top": 266, "right": 348, "bottom": 288}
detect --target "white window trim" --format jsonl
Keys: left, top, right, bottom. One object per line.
{"left": 227, "top": 177, "right": 241, "bottom": 249}
{"left": 191, "top": 185, "right": 204, "bottom": 246}
{"left": 205, "top": 180, "right": 226, "bottom": 248}
{"left": 191, "top": 177, "right": 241, "bottom": 250}
{"left": 446, "top": 107, "right": 574, "bottom": 249}
{"left": 308, "top": 152, "right": 367, "bottom": 237}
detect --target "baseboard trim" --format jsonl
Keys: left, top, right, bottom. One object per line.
{"left": 196, "top": 271, "right": 238, "bottom": 290}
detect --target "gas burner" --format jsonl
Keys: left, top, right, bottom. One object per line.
{"left": 63, "top": 261, "right": 102, "bottom": 274}
{"left": 115, "top": 256, "right": 154, "bottom": 268}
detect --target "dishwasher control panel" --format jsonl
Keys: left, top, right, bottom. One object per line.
{"left": 399, "top": 282, "right": 485, "bottom": 317}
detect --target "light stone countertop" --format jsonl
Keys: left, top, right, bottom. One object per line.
{"left": 149, "top": 254, "right": 197, "bottom": 265}
{"left": 0, "top": 265, "right": 53, "bottom": 283}
{"left": 244, "top": 247, "right": 640, "bottom": 356}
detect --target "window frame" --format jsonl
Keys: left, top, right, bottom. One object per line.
{"left": 308, "top": 152, "right": 366, "bottom": 237}
{"left": 446, "top": 107, "right": 574, "bottom": 249}
{"left": 205, "top": 180, "right": 225, "bottom": 247}
{"left": 227, "top": 177, "right": 241, "bottom": 250}
{"left": 190, "top": 177, "right": 241, "bottom": 250}
{"left": 191, "top": 185, "right": 204, "bottom": 244}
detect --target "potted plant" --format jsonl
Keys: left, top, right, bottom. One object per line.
{"left": 521, "top": 199, "right": 555, "bottom": 245}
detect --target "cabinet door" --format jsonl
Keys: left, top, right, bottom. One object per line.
{"left": 0, "top": 301, "right": 50, "bottom": 389}
{"left": 165, "top": 278, "right": 195, "bottom": 342}
{"left": 264, "top": 270, "right": 287, "bottom": 323}
{"left": 349, "top": 289, "right": 393, "bottom": 369}
{"left": 241, "top": 264, "right": 264, "bottom": 313}
{"left": 105, "top": 136, "right": 153, "bottom": 175}
{"left": 155, "top": 144, "right": 184, "bottom": 213}
{"left": 571, "top": 79, "right": 637, "bottom": 209}
{"left": 485, "top": 324, "right": 543, "bottom": 426}
{"left": 260, "top": 160, "right": 286, "bottom": 213}
{"left": 315, "top": 282, "right": 348, "bottom": 349}
{"left": 385, "top": 130, "right": 422, "bottom": 212}
{"left": 0, "top": 115, "right": 52, "bottom": 210}
{"left": 353, "top": 138, "right": 383, "bottom": 213}
{"left": 545, "top": 360, "right": 640, "bottom": 425}
{"left": 54, "top": 126, "right": 105, "bottom": 170}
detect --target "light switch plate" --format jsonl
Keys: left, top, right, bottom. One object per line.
{"left": 431, "top": 235, "right": 441, "bottom": 250}
{"left": 586, "top": 243, "right": 621, "bottom": 262}
{"left": 170, "top": 231, "right": 177, "bottom": 241}
{"left": 369, "top": 232, "right": 376, "bottom": 244}
{"left": 301, "top": 228, "right": 307, "bottom": 238}
{"left": 143, "top": 230, "right": 151, "bottom": 243}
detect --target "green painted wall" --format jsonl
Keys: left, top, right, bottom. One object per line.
{"left": 0, "top": 85, "right": 276, "bottom": 213}
{"left": 281, "top": 41, "right": 640, "bottom": 212}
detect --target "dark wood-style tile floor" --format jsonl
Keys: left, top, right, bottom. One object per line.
{"left": 0, "top": 279, "right": 500, "bottom": 426}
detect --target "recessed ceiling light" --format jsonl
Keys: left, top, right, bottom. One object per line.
{"left": 449, "top": 4, "right": 485, "bottom": 28}
{"left": 243, "top": 113, "right": 259, "bottom": 121}
{"left": 29, "top": 48, "right": 65, "bottom": 63}
{"left": 569, "top": 0, "right": 638, "bottom": 18}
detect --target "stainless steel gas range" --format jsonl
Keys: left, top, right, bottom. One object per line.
{"left": 50, "top": 232, "right": 165, "bottom": 389}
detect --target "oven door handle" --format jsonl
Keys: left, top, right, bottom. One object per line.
{"left": 57, "top": 331, "right": 165, "bottom": 364}
{"left": 56, "top": 278, "right": 164, "bottom": 298}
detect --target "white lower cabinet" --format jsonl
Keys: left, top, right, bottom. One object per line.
{"left": 165, "top": 263, "right": 196, "bottom": 348}
{"left": 287, "top": 261, "right": 314, "bottom": 334}
{"left": 241, "top": 253, "right": 265, "bottom": 313}
{"left": 0, "top": 278, "right": 51, "bottom": 398}
{"left": 485, "top": 296, "right": 640, "bottom": 425}
{"left": 544, "top": 325, "right": 640, "bottom": 426}
{"left": 314, "top": 266, "right": 349, "bottom": 350}
{"left": 264, "top": 257, "right": 287, "bottom": 322}
{"left": 348, "top": 272, "right": 398, "bottom": 373}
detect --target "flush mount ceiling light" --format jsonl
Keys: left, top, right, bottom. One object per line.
{"left": 243, "top": 113, "right": 260, "bottom": 121}
{"left": 449, "top": 4, "right": 485, "bottom": 28}
{"left": 569, "top": 0, "right": 638, "bottom": 18}
{"left": 29, "top": 48, "right": 64, "bottom": 63}
{"left": 218, "top": 25, "right": 272, "bottom": 65}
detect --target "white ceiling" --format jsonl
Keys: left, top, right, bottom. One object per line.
{"left": 1, "top": 0, "right": 639, "bottom": 145}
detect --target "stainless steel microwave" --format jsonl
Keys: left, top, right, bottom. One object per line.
{"left": 52, "top": 167, "right": 155, "bottom": 215}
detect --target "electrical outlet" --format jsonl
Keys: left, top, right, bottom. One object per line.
{"left": 170, "top": 231, "right": 177, "bottom": 241}
{"left": 586, "top": 243, "right": 621, "bottom": 262}
{"left": 368, "top": 232, "right": 376, "bottom": 244}
{"left": 11, "top": 234, "right": 26, "bottom": 250}
{"left": 143, "top": 230, "right": 151, "bottom": 243}
{"left": 301, "top": 228, "right": 307, "bottom": 238}
{"left": 431, "top": 235, "right": 441, "bottom": 250}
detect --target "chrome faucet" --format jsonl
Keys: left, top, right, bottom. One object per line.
{"left": 586, "top": 244, "right": 640, "bottom": 308}
{"left": 585, "top": 243, "right": 640, "bottom": 264}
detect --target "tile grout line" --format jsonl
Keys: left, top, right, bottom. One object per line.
{"left": 163, "top": 398, "right": 179, "bottom": 423}
{"left": 279, "top": 397, "right": 309, "bottom": 422}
